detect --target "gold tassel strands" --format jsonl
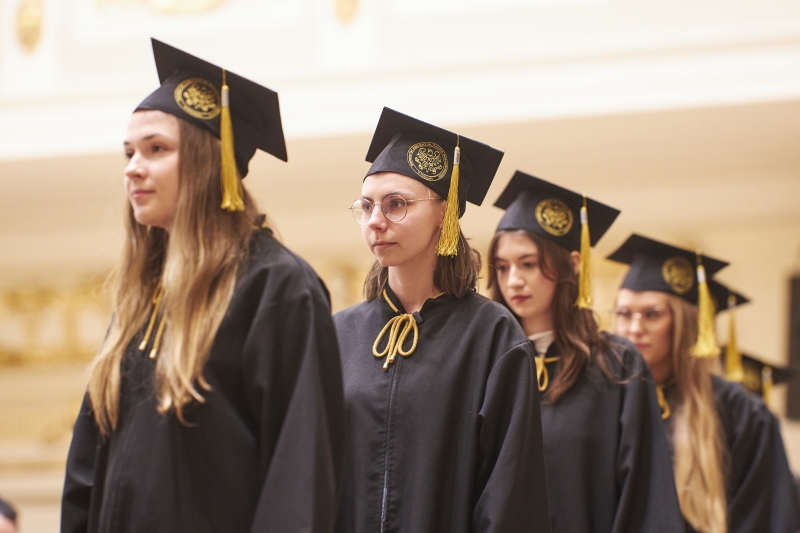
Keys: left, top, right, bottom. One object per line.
{"left": 575, "top": 195, "right": 593, "bottom": 309}
{"left": 220, "top": 69, "right": 244, "bottom": 212}
{"left": 436, "top": 138, "right": 460, "bottom": 257}
{"left": 724, "top": 292, "right": 745, "bottom": 382}
{"left": 691, "top": 252, "right": 721, "bottom": 358}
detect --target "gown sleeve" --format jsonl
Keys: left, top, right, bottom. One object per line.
{"left": 61, "top": 393, "right": 100, "bottom": 533}
{"left": 725, "top": 389, "right": 800, "bottom": 533}
{"left": 473, "top": 342, "right": 552, "bottom": 533}
{"left": 241, "top": 285, "right": 346, "bottom": 533}
{"left": 612, "top": 347, "right": 685, "bottom": 533}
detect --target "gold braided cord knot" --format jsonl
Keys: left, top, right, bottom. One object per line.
{"left": 534, "top": 355, "right": 559, "bottom": 392}
{"left": 372, "top": 289, "right": 444, "bottom": 370}
{"left": 656, "top": 385, "right": 671, "bottom": 420}
{"left": 373, "top": 313, "right": 418, "bottom": 371}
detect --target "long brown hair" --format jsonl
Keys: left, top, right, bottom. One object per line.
{"left": 487, "top": 229, "right": 611, "bottom": 402}
{"left": 88, "top": 117, "right": 262, "bottom": 435}
{"left": 363, "top": 230, "right": 481, "bottom": 301}
{"left": 665, "top": 295, "right": 727, "bottom": 533}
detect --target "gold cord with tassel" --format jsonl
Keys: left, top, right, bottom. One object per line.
{"left": 436, "top": 137, "right": 460, "bottom": 257}
{"left": 575, "top": 195, "right": 593, "bottom": 309}
{"left": 724, "top": 292, "right": 745, "bottom": 382}
{"left": 656, "top": 385, "right": 671, "bottom": 420}
{"left": 534, "top": 355, "right": 560, "bottom": 392}
{"left": 220, "top": 69, "right": 244, "bottom": 212}
{"left": 691, "top": 252, "right": 721, "bottom": 358}
{"left": 138, "top": 283, "right": 167, "bottom": 359}
{"left": 373, "top": 290, "right": 418, "bottom": 370}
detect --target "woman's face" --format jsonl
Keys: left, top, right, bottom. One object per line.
{"left": 614, "top": 289, "right": 674, "bottom": 383}
{"left": 124, "top": 110, "right": 181, "bottom": 231}
{"left": 360, "top": 172, "right": 444, "bottom": 269}
{"left": 493, "top": 231, "right": 557, "bottom": 327}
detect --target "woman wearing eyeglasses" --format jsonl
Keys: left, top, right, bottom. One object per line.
{"left": 487, "top": 174, "right": 685, "bottom": 533}
{"left": 333, "top": 108, "right": 551, "bottom": 533}
{"left": 610, "top": 234, "right": 800, "bottom": 533}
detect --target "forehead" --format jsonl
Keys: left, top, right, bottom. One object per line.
{"left": 126, "top": 110, "right": 180, "bottom": 138}
{"left": 494, "top": 230, "right": 539, "bottom": 259}
{"left": 616, "top": 289, "right": 670, "bottom": 307}
{"left": 362, "top": 171, "right": 430, "bottom": 197}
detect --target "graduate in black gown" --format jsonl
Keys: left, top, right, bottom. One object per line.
{"left": 488, "top": 173, "right": 685, "bottom": 533}
{"left": 61, "top": 39, "right": 345, "bottom": 533}
{"left": 610, "top": 234, "right": 800, "bottom": 533}
{"left": 334, "top": 108, "right": 551, "bottom": 533}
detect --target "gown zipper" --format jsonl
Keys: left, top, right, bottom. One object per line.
{"left": 380, "top": 352, "right": 402, "bottom": 533}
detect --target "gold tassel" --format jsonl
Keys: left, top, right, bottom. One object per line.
{"left": 724, "top": 292, "right": 745, "bottom": 382}
{"left": 691, "top": 252, "right": 721, "bottom": 358}
{"left": 220, "top": 69, "right": 244, "bottom": 212}
{"left": 575, "top": 195, "right": 593, "bottom": 309}
{"left": 762, "top": 365, "right": 773, "bottom": 408}
{"left": 656, "top": 385, "right": 671, "bottom": 420}
{"left": 436, "top": 137, "right": 460, "bottom": 257}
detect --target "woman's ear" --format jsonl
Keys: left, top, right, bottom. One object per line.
{"left": 570, "top": 251, "right": 581, "bottom": 275}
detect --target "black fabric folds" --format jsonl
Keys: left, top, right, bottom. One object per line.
{"left": 61, "top": 229, "right": 345, "bottom": 533}
{"left": 539, "top": 335, "right": 685, "bottom": 533}
{"left": 333, "top": 288, "right": 551, "bottom": 533}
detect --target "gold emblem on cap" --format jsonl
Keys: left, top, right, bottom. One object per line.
{"left": 535, "top": 198, "right": 573, "bottom": 236}
{"left": 662, "top": 256, "right": 694, "bottom": 295}
{"left": 174, "top": 77, "right": 221, "bottom": 120}
{"left": 407, "top": 142, "right": 449, "bottom": 182}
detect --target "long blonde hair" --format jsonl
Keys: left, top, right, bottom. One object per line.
{"left": 667, "top": 294, "right": 728, "bottom": 533}
{"left": 88, "top": 117, "right": 261, "bottom": 435}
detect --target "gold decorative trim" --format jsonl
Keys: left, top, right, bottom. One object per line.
{"left": 662, "top": 256, "right": 694, "bottom": 295}
{"left": 407, "top": 142, "right": 449, "bottom": 182}
{"left": 535, "top": 198, "right": 573, "bottom": 236}
{"left": 174, "top": 77, "right": 221, "bottom": 120}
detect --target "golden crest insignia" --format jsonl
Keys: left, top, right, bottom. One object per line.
{"left": 174, "top": 78, "right": 221, "bottom": 120}
{"left": 661, "top": 256, "right": 694, "bottom": 295}
{"left": 535, "top": 198, "right": 574, "bottom": 237}
{"left": 407, "top": 142, "right": 449, "bottom": 182}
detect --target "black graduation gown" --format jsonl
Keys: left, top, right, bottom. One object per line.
{"left": 61, "top": 229, "right": 346, "bottom": 533}
{"left": 538, "top": 334, "right": 685, "bottom": 533}
{"left": 667, "top": 376, "right": 800, "bottom": 533}
{"left": 333, "top": 287, "right": 551, "bottom": 533}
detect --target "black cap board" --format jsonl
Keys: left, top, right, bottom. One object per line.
{"left": 720, "top": 351, "right": 794, "bottom": 396}
{"left": 135, "top": 38, "right": 287, "bottom": 178}
{"left": 607, "top": 234, "right": 729, "bottom": 305}
{"left": 364, "top": 107, "right": 504, "bottom": 217}
{"left": 493, "top": 171, "right": 620, "bottom": 252}
{"left": 708, "top": 279, "right": 750, "bottom": 315}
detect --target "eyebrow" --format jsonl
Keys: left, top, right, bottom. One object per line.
{"left": 123, "top": 133, "right": 169, "bottom": 146}
{"left": 360, "top": 191, "right": 413, "bottom": 201}
{"left": 493, "top": 253, "right": 538, "bottom": 262}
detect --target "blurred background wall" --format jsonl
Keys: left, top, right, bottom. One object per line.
{"left": 0, "top": 0, "right": 799, "bottom": 530}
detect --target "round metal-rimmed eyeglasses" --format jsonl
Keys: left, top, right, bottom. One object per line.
{"left": 349, "top": 194, "right": 440, "bottom": 225}
{"left": 612, "top": 307, "right": 671, "bottom": 329}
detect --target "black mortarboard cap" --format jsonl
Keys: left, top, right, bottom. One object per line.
{"left": 135, "top": 38, "right": 287, "bottom": 179}
{"left": 720, "top": 351, "right": 794, "bottom": 397}
{"left": 364, "top": 107, "right": 504, "bottom": 217}
{"left": 494, "top": 171, "right": 620, "bottom": 252}
{"left": 708, "top": 279, "right": 750, "bottom": 315}
{"left": 607, "top": 234, "right": 729, "bottom": 304}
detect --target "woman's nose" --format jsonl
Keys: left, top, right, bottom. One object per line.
{"left": 367, "top": 204, "right": 387, "bottom": 230}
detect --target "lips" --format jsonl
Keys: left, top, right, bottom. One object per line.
{"left": 510, "top": 295, "right": 531, "bottom": 304}
{"left": 372, "top": 241, "right": 395, "bottom": 252}
{"left": 130, "top": 190, "right": 154, "bottom": 201}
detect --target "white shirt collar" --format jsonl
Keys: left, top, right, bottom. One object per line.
{"left": 528, "top": 330, "right": 555, "bottom": 356}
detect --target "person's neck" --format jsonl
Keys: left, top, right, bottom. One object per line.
{"left": 520, "top": 313, "right": 554, "bottom": 337}
{"left": 387, "top": 250, "right": 440, "bottom": 313}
